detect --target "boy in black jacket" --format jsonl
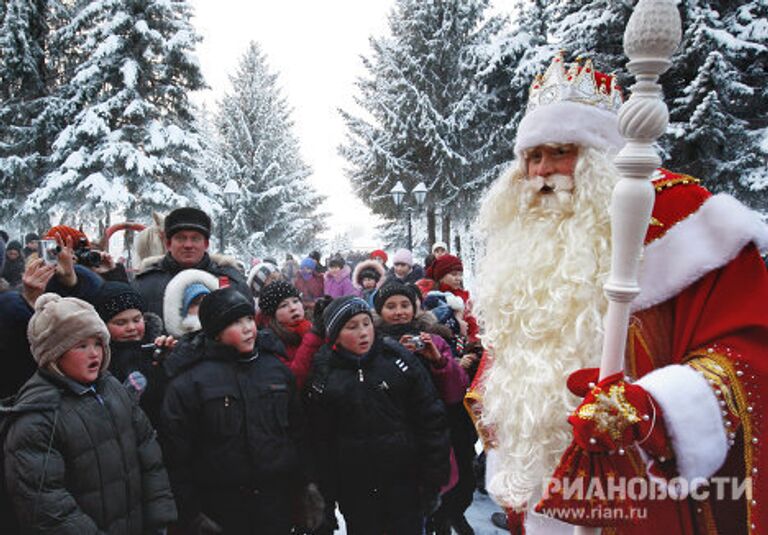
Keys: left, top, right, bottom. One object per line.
{"left": 307, "top": 296, "right": 450, "bottom": 535}
{"left": 161, "top": 287, "right": 321, "bottom": 535}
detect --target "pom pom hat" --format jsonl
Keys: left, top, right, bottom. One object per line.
{"left": 27, "top": 293, "right": 111, "bottom": 371}
{"left": 45, "top": 225, "right": 89, "bottom": 246}
{"left": 514, "top": 52, "right": 625, "bottom": 157}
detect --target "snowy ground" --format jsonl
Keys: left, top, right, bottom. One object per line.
{"left": 333, "top": 490, "right": 507, "bottom": 534}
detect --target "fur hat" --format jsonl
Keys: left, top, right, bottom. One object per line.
{"left": 27, "top": 293, "right": 111, "bottom": 370}
{"left": 199, "top": 287, "right": 255, "bottom": 339}
{"left": 259, "top": 281, "right": 301, "bottom": 318}
{"left": 164, "top": 207, "right": 211, "bottom": 239}
{"left": 247, "top": 261, "right": 280, "bottom": 296}
{"left": 392, "top": 248, "right": 413, "bottom": 266}
{"left": 95, "top": 281, "right": 146, "bottom": 322}
{"left": 352, "top": 259, "right": 386, "bottom": 290}
{"left": 45, "top": 226, "right": 89, "bottom": 247}
{"left": 429, "top": 254, "right": 463, "bottom": 282}
{"left": 323, "top": 296, "right": 372, "bottom": 343}
{"left": 374, "top": 280, "right": 418, "bottom": 315}
{"left": 163, "top": 269, "right": 219, "bottom": 338}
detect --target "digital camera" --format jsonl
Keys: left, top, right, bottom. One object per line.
{"left": 38, "top": 239, "right": 60, "bottom": 266}
{"left": 73, "top": 237, "right": 102, "bottom": 268}
{"left": 408, "top": 335, "right": 425, "bottom": 351}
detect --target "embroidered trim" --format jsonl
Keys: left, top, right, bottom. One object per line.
{"left": 653, "top": 175, "right": 701, "bottom": 192}
{"left": 685, "top": 346, "right": 756, "bottom": 530}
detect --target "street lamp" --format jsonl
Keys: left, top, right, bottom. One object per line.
{"left": 390, "top": 180, "right": 428, "bottom": 250}
{"left": 220, "top": 179, "right": 239, "bottom": 253}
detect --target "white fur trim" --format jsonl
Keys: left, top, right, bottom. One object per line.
{"left": 514, "top": 101, "right": 624, "bottom": 156}
{"left": 634, "top": 194, "right": 768, "bottom": 312}
{"left": 485, "top": 448, "right": 500, "bottom": 500}
{"left": 163, "top": 269, "right": 219, "bottom": 338}
{"left": 351, "top": 259, "right": 386, "bottom": 290}
{"left": 636, "top": 364, "right": 728, "bottom": 485}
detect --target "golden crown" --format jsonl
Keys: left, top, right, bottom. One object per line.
{"left": 526, "top": 53, "right": 623, "bottom": 114}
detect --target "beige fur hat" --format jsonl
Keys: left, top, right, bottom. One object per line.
{"left": 27, "top": 293, "right": 111, "bottom": 370}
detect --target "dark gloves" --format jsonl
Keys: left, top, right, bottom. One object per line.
{"left": 311, "top": 296, "right": 333, "bottom": 337}
{"left": 188, "top": 513, "right": 223, "bottom": 535}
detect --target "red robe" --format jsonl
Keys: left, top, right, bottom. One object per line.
{"left": 469, "top": 171, "right": 768, "bottom": 534}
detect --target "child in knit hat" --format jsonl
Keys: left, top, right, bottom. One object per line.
{"left": 2, "top": 293, "right": 176, "bottom": 533}
{"left": 257, "top": 281, "right": 320, "bottom": 389}
{"left": 387, "top": 248, "right": 425, "bottom": 285}
{"left": 305, "top": 295, "right": 450, "bottom": 534}
{"left": 160, "top": 287, "right": 322, "bottom": 534}
{"left": 94, "top": 281, "right": 175, "bottom": 425}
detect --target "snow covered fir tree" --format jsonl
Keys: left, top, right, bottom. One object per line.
{"left": 212, "top": 42, "right": 326, "bottom": 258}
{"left": 340, "top": 0, "right": 514, "bottom": 252}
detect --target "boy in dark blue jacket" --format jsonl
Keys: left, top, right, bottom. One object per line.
{"left": 161, "top": 287, "right": 321, "bottom": 535}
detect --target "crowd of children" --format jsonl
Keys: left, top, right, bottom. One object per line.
{"left": 0, "top": 224, "right": 483, "bottom": 535}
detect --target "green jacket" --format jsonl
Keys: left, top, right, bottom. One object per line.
{"left": 2, "top": 369, "right": 176, "bottom": 534}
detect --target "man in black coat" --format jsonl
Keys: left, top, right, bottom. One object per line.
{"left": 133, "top": 207, "right": 250, "bottom": 322}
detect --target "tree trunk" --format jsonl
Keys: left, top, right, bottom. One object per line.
{"left": 427, "top": 206, "right": 436, "bottom": 248}
{"left": 454, "top": 232, "right": 462, "bottom": 259}
{"left": 442, "top": 213, "right": 451, "bottom": 245}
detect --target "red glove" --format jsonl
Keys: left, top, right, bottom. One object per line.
{"left": 568, "top": 371, "right": 668, "bottom": 455}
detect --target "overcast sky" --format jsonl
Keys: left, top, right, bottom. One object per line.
{"left": 189, "top": 1, "right": 513, "bottom": 250}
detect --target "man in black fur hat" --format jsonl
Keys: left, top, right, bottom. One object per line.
{"left": 133, "top": 207, "right": 250, "bottom": 322}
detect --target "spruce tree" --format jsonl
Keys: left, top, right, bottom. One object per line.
{"left": 340, "top": 0, "right": 512, "bottom": 247}
{"left": 0, "top": 0, "right": 55, "bottom": 227}
{"left": 664, "top": 0, "right": 768, "bottom": 208}
{"left": 20, "top": 0, "right": 207, "bottom": 225}
{"left": 214, "top": 42, "right": 326, "bottom": 258}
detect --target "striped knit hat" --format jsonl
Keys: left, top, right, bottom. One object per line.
{"left": 322, "top": 296, "right": 372, "bottom": 343}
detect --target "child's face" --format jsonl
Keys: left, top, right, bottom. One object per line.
{"left": 275, "top": 296, "right": 305, "bottom": 327}
{"left": 440, "top": 270, "right": 463, "bottom": 289}
{"left": 218, "top": 316, "right": 257, "bottom": 354}
{"left": 107, "top": 308, "right": 146, "bottom": 342}
{"left": 433, "top": 247, "right": 447, "bottom": 258}
{"left": 328, "top": 265, "right": 342, "bottom": 275}
{"left": 336, "top": 313, "right": 374, "bottom": 355}
{"left": 381, "top": 295, "right": 414, "bottom": 325}
{"left": 393, "top": 262, "right": 411, "bottom": 278}
{"left": 59, "top": 337, "right": 104, "bottom": 384}
{"left": 362, "top": 277, "right": 377, "bottom": 290}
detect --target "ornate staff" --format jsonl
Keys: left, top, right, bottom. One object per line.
{"left": 573, "top": 1, "right": 681, "bottom": 534}
{"left": 527, "top": 0, "right": 682, "bottom": 532}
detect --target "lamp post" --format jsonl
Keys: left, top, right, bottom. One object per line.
{"left": 390, "top": 181, "right": 428, "bottom": 250}
{"left": 219, "top": 179, "right": 239, "bottom": 253}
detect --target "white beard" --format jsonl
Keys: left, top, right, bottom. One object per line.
{"left": 473, "top": 148, "right": 617, "bottom": 509}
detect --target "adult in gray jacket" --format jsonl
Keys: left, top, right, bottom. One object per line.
{"left": 2, "top": 294, "right": 176, "bottom": 534}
